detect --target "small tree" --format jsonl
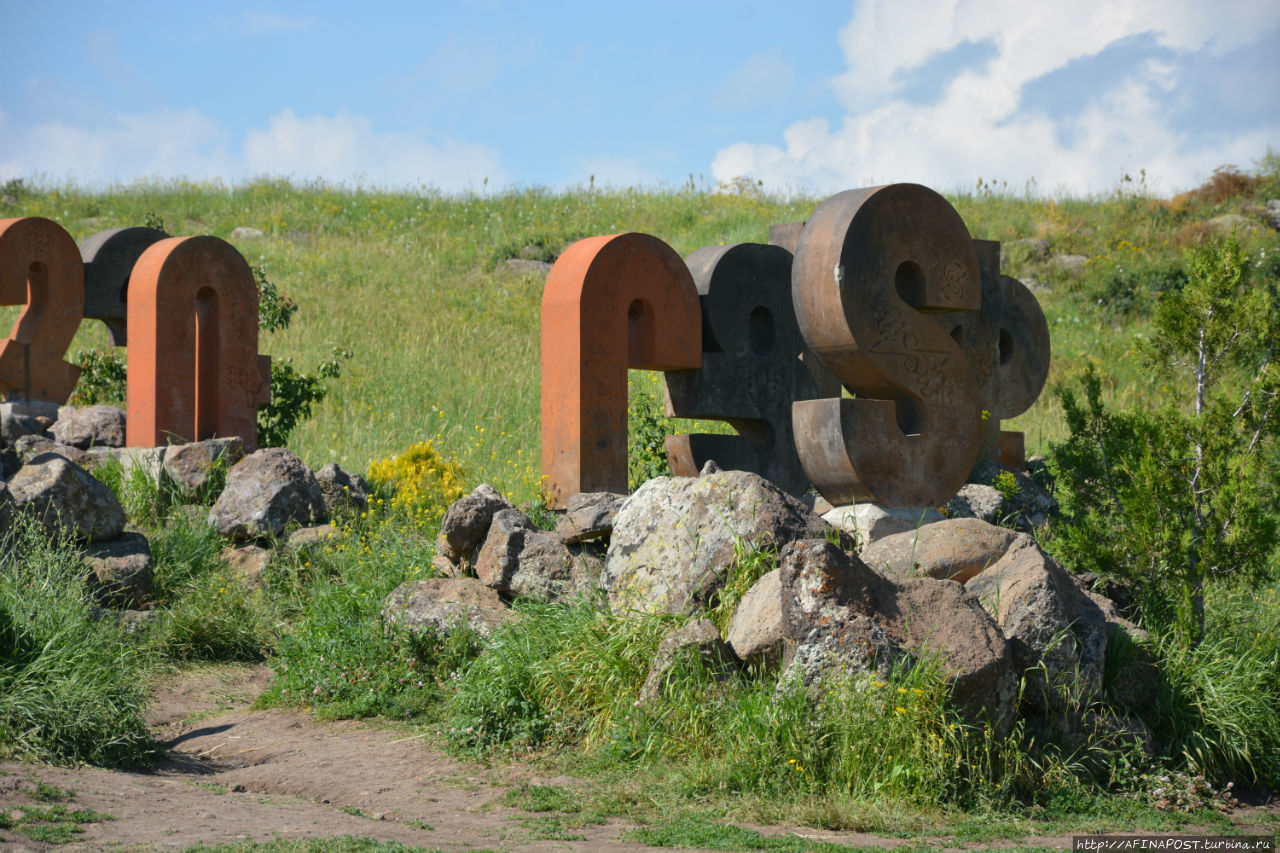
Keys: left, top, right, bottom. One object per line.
{"left": 1050, "top": 238, "right": 1279, "bottom": 645}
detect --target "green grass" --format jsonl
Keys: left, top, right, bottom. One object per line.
{"left": 0, "top": 779, "right": 113, "bottom": 846}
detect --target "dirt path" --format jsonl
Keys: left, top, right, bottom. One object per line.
{"left": 1, "top": 666, "right": 1275, "bottom": 852}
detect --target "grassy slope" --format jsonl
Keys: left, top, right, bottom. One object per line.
{"left": 9, "top": 170, "right": 1277, "bottom": 502}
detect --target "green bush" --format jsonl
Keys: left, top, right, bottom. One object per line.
{"left": 0, "top": 514, "right": 155, "bottom": 766}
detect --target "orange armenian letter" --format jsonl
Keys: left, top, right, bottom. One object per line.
{"left": 541, "top": 233, "right": 701, "bottom": 507}
{"left": 126, "top": 236, "right": 270, "bottom": 450}
{"left": 0, "top": 217, "right": 85, "bottom": 402}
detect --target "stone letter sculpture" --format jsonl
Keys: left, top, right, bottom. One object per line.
{"left": 0, "top": 217, "right": 84, "bottom": 402}
{"left": 663, "top": 242, "right": 817, "bottom": 496}
{"left": 126, "top": 236, "right": 270, "bottom": 449}
{"left": 80, "top": 226, "right": 170, "bottom": 346}
{"left": 541, "top": 233, "right": 701, "bottom": 506}
{"left": 791, "top": 184, "right": 984, "bottom": 507}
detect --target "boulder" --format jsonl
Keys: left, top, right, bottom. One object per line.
{"left": 436, "top": 483, "right": 516, "bottom": 563}
{"left": 382, "top": 577, "right": 511, "bottom": 639}
{"left": 222, "top": 544, "right": 271, "bottom": 589}
{"left": 725, "top": 568, "right": 787, "bottom": 670}
{"left": 1049, "top": 254, "right": 1088, "bottom": 279}
{"left": 473, "top": 508, "right": 592, "bottom": 603}
{"left": 6, "top": 452, "right": 126, "bottom": 541}
{"left": 314, "top": 462, "right": 371, "bottom": 515}
{"left": 555, "top": 491, "right": 624, "bottom": 544}
{"left": 603, "top": 470, "right": 831, "bottom": 615}
{"left": 50, "top": 405, "right": 126, "bottom": 449}
{"left": 638, "top": 618, "right": 736, "bottom": 702}
{"left": 163, "top": 437, "right": 245, "bottom": 498}
{"left": 1, "top": 401, "right": 57, "bottom": 447}
{"left": 967, "top": 459, "right": 1058, "bottom": 531}
{"left": 822, "top": 503, "right": 945, "bottom": 546}
{"left": 208, "top": 448, "right": 326, "bottom": 540}
{"left": 946, "top": 484, "right": 1004, "bottom": 525}
{"left": 287, "top": 524, "right": 340, "bottom": 551}
{"left": 859, "top": 518, "right": 1021, "bottom": 584}
{"left": 14, "top": 434, "right": 88, "bottom": 467}
{"left": 83, "top": 532, "right": 154, "bottom": 608}
{"left": 965, "top": 538, "right": 1109, "bottom": 711}
{"left": 779, "top": 539, "right": 1016, "bottom": 726}
{"left": 230, "top": 226, "right": 265, "bottom": 240}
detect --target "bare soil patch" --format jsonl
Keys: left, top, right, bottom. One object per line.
{"left": 1, "top": 665, "right": 1276, "bottom": 852}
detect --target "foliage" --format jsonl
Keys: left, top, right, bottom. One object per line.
{"left": 708, "top": 537, "right": 777, "bottom": 636}
{"left": 628, "top": 375, "right": 675, "bottom": 490}
{"left": 68, "top": 348, "right": 128, "bottom": 406}
{"left": 1048, "top": 238, "right": 1279, "bottom": 643}
{"left": 0, "top": 513, "right": 155, "bottom": 766}
{"left": 258, "top": 348, "right": 350, "bottom": 449}
{"left": 365, "top": 440, "right": 466, "bottom": 525}
{"left": 253, "top": 263, "right": 299, "bottom": 333}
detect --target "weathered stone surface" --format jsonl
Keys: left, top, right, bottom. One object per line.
{"left": 209, "top": 448, "right": 326, "bottom": 540}
{"left": 382, "top": 578, "right": 511, "bottom": 638}
{"left": 436, "top": 483, "right": 516, "bottom": 563}
{"left": 51, "top": 404, "right": 126, "bottom": 449}
{"left": 603, "top": 470, "right": 831, "bottom": 615}
{"left": 7, "top": 452, "right": 125, "bottom": 541}
{"left": 79, "top": 226, "right": 170, "bottom": 346}
{"left": 287, "top": 524, "right": 340, "bottom": 551}
{"left": 1, "top": 401, "right": 57, "bottom": 447}
{"left": 859, "top": 518, "right": 1021, "bottom": 584}
{"left": 968, "top": 459, "right": 1058, "bottom": 531}
{"left": 554, "top": 491, "right": 624, "bottom": 544}
{"left": 965, "top": 538, "right": 1109, "bottom": 711}
{"left": 639, "top": 618, "right": 736, "bottom": 702}
{"left": 163, "top": 437, "right": 245, "bottom": 497}
{"left": 725, "top": 568, "right": 787, "bottom": 670}
{"left": 84, "top": 532, "right": 153, "bottom": 608}
{"left": 314, "top": 462, "right": 371, "bottom": 515}
{"left": 222, "top": 544, "right": 271, "bottom": 588}
{"left": 14, "top": 434, "right": 88, "bottom": 466}
{"left": 474, "top": 508, "right": 591, "bottom": 604}
{"left": 779, "top": 539, "right": 1015, "bottom": 726}
{"left": 822, "top": 503, "right": 945, "bottom": 546}
{"left": 505, "top": 258, "right": 553, "bottom": 275}
{"left": 230, "top": 226, "right": 265, "bottom": 240}
{"left": 947, "top": 484, "right": 1004, "bottom": 524}
{"left": 1049, "top": 254, "right": 1088, "bottom": 279}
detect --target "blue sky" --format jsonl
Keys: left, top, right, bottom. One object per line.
{"left": 2, "top": 0, "right": 1278, "bottom": 197}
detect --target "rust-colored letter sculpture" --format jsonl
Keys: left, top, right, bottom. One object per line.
{"left": 126, "top": 236, "right": 270, "bottom": 449}
{"left": 541, "top": 233, "right": 701, "bottom": 507}
{"left": 0, "top": 217, "right": 84, "bottom": 402}
{"left": 791, "top": 184, "right": 983, "bottom": 507}
{"left": 663, "top": 243, "right": 817, "bottom": 496}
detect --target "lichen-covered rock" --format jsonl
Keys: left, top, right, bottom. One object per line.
{"left": 822, "top": 503, "right": 945, "bottom": 546}
{"left": 946, "top": 484, "right": 1004, "bottom": 525}
{"left": 14, "top": 434, "right": 88, "bottom": 467}
{"left": 725, "top": 568, "right": 787, "bottom": 670}
{"left": 474, "top": 508, "right": 591, "bottom": 603}
{"left": 967, "top": 459, "right": 1058, "bottom": 532}
{"left": 382, "top": 577, "right": 511, "bottom": 639}
{"left": 7, "top": 452, "right": 125, "bottom": 541}
{"left": 50, "top": 404, "right": 126, "bottom": 449}
{"left": 603, "top": 470, "right": 831, "bottom": 615}
{"left": 859, "top": 518, "right": 1021, "bottom": 584}
{"left": 639, "top": 618, "right": 736, "bottom": 702}
{"left": 84, "top": 532, "right": 154, "bottom": 608}
{"left": 314, "top": 462, "right": 371, "bottom": 515}
{"left": 965, "top": 538, "right": 1109, "bottom": 711}
{"left": 164, "top": 437, "right": 244, "bottom": 498}
{"left": 555, "top": 491, "right": 625, "bottom": 544}
{"left": 779, "top": 539, "right": 1015, "bottom": 727}
{"left": 0, "top": 401, "right": 57, "bottom": 447}
{"left": 435, "top": 483, "right": 516, "bottom": 563}
{"left": 208, "top": 448, "right": 326, "bottom": 540}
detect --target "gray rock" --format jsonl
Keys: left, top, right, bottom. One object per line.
{"left": 230, "top": 226, "right": 265, "bottom": 240}
{"left": 50, "top": 404, "right": 126, "bottom": 449}
{"left": 222, "top": 544, "right": 271, "bottom": 588}
{"left": 822, "top": 503, "right": 945, "bottom": 547}
{"left": 436, "top": 483, "right": 516, "bottom": 563}
{"left": 474, "top": 508, "right": 592, "bottom": 603}
{"left": 965, "top": 538, "right": 1109, "bottom": 711}
{"left": 725, "top": 568, "right": 787, "bottom": 670}
{"left": 639, "top": 618, "right": 736, "bottom": 702}
{"left": 208, "top": 448, "right": 326, "bottom": 540}
{"left": 947, "top": 484, "right": 1004, "bottom": 524}
{"left": 859, "top": 518, "right": 1021, "bottom": 584}
{"left": 1205, "top": 213, "right": 1261, "bottom": 236}
{"left": 382, "top": 577, "right": 511, "bottom": 639}
{"left": 1, "top": 401, "right": 57, "bottom": 447}
{"left": 555, "top": 491, "right": 624, "bottom": 544}
{"left": 968, "top": 459, "right": 1057, "bottom": 531}
{"left": 7, "top": 452, "right": 126, "bottom": 541}
{"left": 287, "top": 524, "right": 340, "bottom": 551}
{"left": 14, "top": 434, "right": 86, "bottom": 466}
{"left": 603, "top": 470, "right": 831, "bottom": 615}
{"left": 1266, "top": 199, "right": 1280, "bottom": 231}
{"left": 779, "top": 539, "right": 1015, "bottom": 727}
{"left": 83, "top": 532, "right": 153, "bottom": 608}
{"left": 314, "top": 462, "right": 371, "bottom": 515}
{"left": 164, "top": 437, "right": 245, "bottom": 498}
{"left": 1049, "top": 254, "right": 1089, "bottom": 279}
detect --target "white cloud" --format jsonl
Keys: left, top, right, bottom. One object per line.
{"left": 715, "top": 50, "right": 796, "bottom": 111}
{"left": 714, "top": 0, "right": 1280, "bottom": 196}
{"left": 0, "top": 107, "right": 505, "bottom": 191}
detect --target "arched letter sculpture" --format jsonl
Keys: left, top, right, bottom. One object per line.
{"left": 80, "top": 226, "right": 170, "bottom": 346}
{"left": 791, "top": 184, "right": 983, "bottom": 507}
{"left": 0, "top": 217, "right": 85, "bottom": 403}
{"left": 663, "top": 242, "right": 817, "bottom": 496}
{"left": 541, "top": 233, "right": 701, "bottom": 507}
{"left": 126, "top": 236, "right": 271, "bottom": 449}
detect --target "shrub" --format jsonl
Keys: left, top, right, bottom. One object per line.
{"left": 68, "top": 348, "right": 127, "bottom": 406}
{"left": 366, "top": 440, "right": 466, "bottom": 526}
